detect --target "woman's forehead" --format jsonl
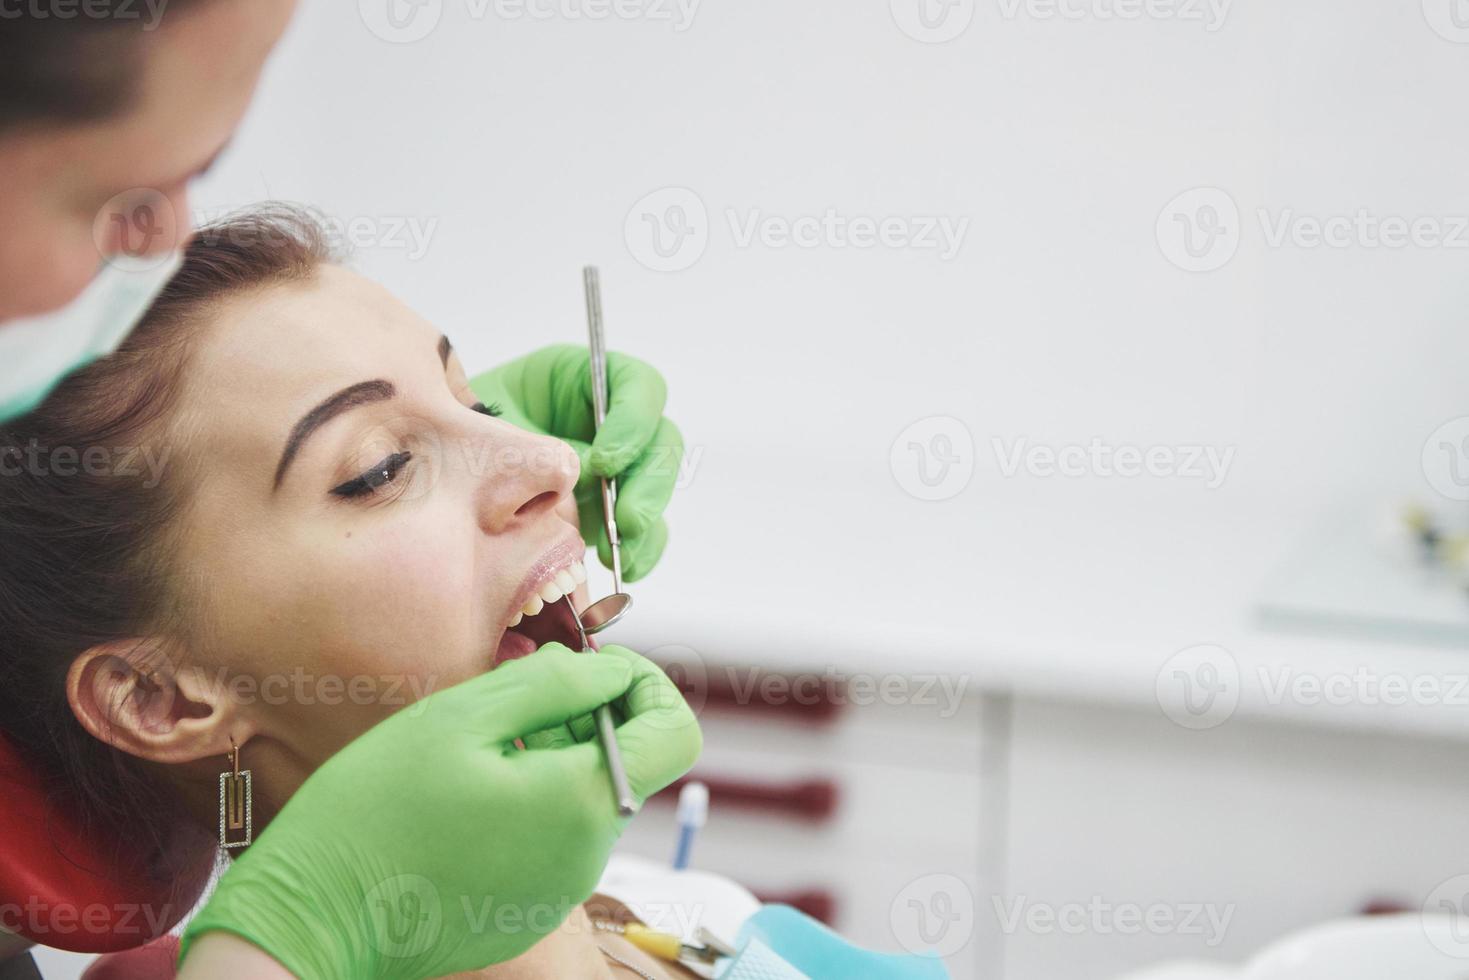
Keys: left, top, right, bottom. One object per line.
{"left": 176, "top": 266, "right": 445, "bottom": 466}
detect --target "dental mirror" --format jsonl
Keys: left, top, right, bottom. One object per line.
{"left": 578, "top": 591, "right": 631, "bottom": 634}
{"left": 579, "top": 266, "right": 633, "bottom": 637}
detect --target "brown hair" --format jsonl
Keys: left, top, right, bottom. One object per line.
{"left": 0, "top": 205, "right": 335, "bottom": 881}
{"left": 0, "top": 0, "right": 215, "bottom": 133}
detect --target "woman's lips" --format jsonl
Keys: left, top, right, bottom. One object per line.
{"left": 492, "top": 577, "right": 594, "bottom": 668}
{"left": 490, "top": 531, "right": 589, "bottom": 669}
{"left": 506, "top": 535, "right": 588, "bottom": 623}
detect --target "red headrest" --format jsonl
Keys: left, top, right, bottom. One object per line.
{"left": 0, "top": 733, "right": 211, "bottom": 954}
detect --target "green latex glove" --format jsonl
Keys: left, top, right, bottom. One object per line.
{"left": 470, "top": 345, "right": 682, "bottom": 582}
{"left": 178, "top": 644, "right": 700, "bottom": 979}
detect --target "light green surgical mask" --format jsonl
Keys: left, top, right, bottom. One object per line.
{"left": 0, "top": 251, "right": 183, "bottom": 422}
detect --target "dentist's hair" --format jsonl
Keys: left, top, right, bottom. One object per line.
{"left": 0, "top": 205, "right": 334, "bottom": 884}
{"left": 0, "top": 0, "right": 214, "bottom": 132}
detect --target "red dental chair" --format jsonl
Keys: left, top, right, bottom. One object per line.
{"left": 0, "top": 734, "right": 213, "bottom": 979}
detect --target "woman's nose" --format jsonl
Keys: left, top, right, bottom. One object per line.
{"left": 468, "top": 425, "right": 579, "bottom": 535}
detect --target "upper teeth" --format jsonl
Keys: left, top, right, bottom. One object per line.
{"left": 507, "top": 560, "right": 588, "bottom": 627}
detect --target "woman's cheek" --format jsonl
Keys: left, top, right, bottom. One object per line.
{"left": 314, "top": 521, "right": 477, "bottom": 680}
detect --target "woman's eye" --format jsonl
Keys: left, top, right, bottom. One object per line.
{"left": 330, "top": 451, "right": 414, "bottom": 498}
{"left": 472, "top": 401, "right": 503, "bottom": 418}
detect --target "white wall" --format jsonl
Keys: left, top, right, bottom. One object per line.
{"left": 194, "top": 0, "right": 1469, "bottom": 531}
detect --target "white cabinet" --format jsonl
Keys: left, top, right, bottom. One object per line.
{"left": 1002, "top": 697, "right": 1469, "bottom": 980}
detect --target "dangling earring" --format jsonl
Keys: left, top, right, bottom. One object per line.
{"left": 218, "top": 737, "right": 252, "bottom": 849}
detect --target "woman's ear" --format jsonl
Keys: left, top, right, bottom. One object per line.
{"left": 66, "top": 638, "right": 253, "bottom": 765}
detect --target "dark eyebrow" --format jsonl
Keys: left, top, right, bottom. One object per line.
{"left": 273, "top": 380, "right": 395, "bottom": 490}
{"left": 438, "top": 334, "right": 452, "bottom": 368}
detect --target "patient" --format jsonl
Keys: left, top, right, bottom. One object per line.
{"left": 0, "top": 207, "right": 696, "bottom": 978}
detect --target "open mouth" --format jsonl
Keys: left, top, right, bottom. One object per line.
{"left": 493, "top": 558, "right": 592, "bottom": 666}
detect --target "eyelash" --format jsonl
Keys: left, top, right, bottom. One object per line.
{"left": 331, "top": 452, "right": 413, "bottom": 499}
{"left": 329, "top": 402, "right": 502, "bottom": 500}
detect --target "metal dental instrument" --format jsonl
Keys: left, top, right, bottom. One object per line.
{"left": 566, "top": 266, "right": 637, "bottom": 817}
{"left": 576, "top": 266, "right": 633, "bottom": 636}
{"left": 564, "top": 595, "right": 638, "bottom": 817}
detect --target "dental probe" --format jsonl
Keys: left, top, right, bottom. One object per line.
{"left": 575, "top": 266, "right": 632, "bottom": 636}
{"left": 565, "top": 595, "right": 638, "bottom": 817}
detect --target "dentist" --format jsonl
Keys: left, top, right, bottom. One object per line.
{"left": 0, "top": 3, "right": 697, "bottom": 977}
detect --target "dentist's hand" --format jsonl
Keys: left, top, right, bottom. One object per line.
{"left": 178, "top": 644, "right": 701, "bottom": 980}
{"left": 470, "top": 345, "right": 682, "bottom": 582}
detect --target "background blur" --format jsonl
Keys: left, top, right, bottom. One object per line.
{"left": 169, "top": 0, "right": 1469, "bottom": 976}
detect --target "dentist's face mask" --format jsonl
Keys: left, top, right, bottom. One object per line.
{"left": 0, "top": 252, "right": 183, "bottom": 422}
